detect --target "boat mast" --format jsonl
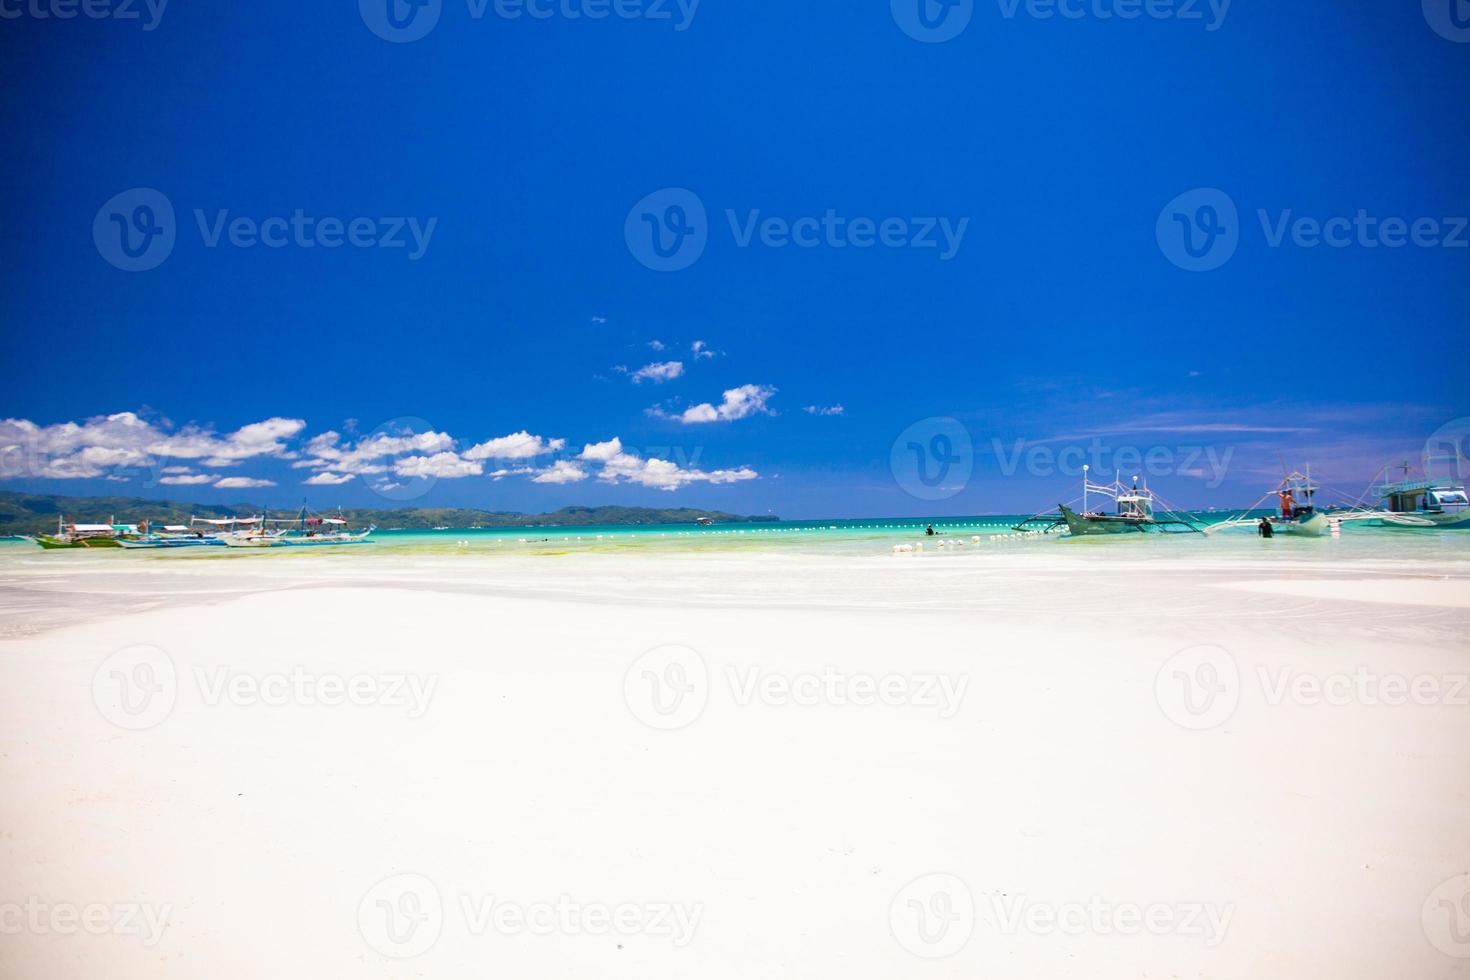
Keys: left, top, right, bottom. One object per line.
{"left": 1082, "top": 464, "right": 1089, "bottom": 513}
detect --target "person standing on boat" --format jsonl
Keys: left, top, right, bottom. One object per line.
{"left": 1280, "top": 489, "right": 1295, "bottom": 519}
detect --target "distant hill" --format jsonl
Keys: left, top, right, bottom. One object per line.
{"left": 0, "top": 491, "right": 777, "bottom": 535}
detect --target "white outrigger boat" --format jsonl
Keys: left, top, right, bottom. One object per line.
{"left": 1204, "top": 467, "right": 1332, "bottom": 537}
{"left": 218, "top": 505, "right": 374, "bottom": 548}
{"left": 1369, "top": 463, "right": 1470, "bottom": 529}
{"left": 1016, "top": 466, "right": 1202, "bottom": 536}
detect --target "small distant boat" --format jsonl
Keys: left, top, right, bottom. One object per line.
{"left": 695, "top": 517, "right": 714, "bottom": 526}
{"left": 1371, "top": 462, "right": 1470, "bottom": 529}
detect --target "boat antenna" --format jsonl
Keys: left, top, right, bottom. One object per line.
{"left": 1082, "top": 464, "right": 1089, "bottom": 513}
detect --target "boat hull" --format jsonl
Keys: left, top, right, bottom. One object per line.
{"left": 33, "top": 535, "right": 123, "bottom": 549}
{"left": 219, "top": 531, "right": 373, "bottom": 548}
{"left": 1378, "top": 511, "right": 1470, "bottom": 529}
{"left": 1267, "top": 511, "right": 1330, "bottom": 537}
{"left": 1058, "top": 504, "right": 1147, "bottom": 535}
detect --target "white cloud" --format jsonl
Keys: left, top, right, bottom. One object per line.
{"left": 596, "top": 445, "right": 759, "bottom": 491}
{"left": 160, "top": 465, "right": 194, "bottom": 474}
{"left": 303, "top": 472, "right": 355, "bottom": 486}
{"left": 666, "top": 384, "right": 777, "bottom": 424}
{"left": 159, "top": 474, "right": 215, "bottom": 485}
{"left": 648, "top": 339, "right": 667, "bottom": 351}
{"left": 691, "top": 340, "right": 717, "bottom": 359}
{"left": 578, "top": 437, "right": 624, "bottom": 462}
{"left": 393, "top": 453, "right": 483, "bottom": 479}
{"left": 487, "top": 466, "right": 534, "bottom": 481}
{"left": 295, "top": 428, "right": 455, "bottom": 475}
{"left": 214, "top": 477, "right": 277, "bottom": 489}
{"left": 804, "top": 404, "right": 845, "bottom": 416}
{"left": 532, "top": 460, "right": 589, "bottom": 484}
{"left": 631, "top": 361, "right": 685, "bottom": 384}
{"left": 463, "top": 431, "right": 566, "bottom": 461}
{"left": 0, "top": 412, "right": 303, "bottom": 480}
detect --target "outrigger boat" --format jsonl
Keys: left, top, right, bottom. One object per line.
{"left": 1204, "top": 467, "right": 1331, "bottom": 537}
{"left": 30, "top": 516, "right": 132, "bottom": 549}
{"left": 1369, "top": 462, "right": 1470, "bottom": 529}
{"left": 1015, "top": 466, "right": 1202, "bottom": 536}
{"left": 217, "top": 504, "right": 374, "bottom": 549}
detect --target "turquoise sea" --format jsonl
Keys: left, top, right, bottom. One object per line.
{"left": 5, "top": 512, "right": 1461, "bottom": 561}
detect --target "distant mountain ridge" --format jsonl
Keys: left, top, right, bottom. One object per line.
{"left": 0, "top": 491, "right": 777, "bottom": 535}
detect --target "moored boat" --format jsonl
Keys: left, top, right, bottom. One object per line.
{"left": 1017, "top": 467, "right": 1202, "bottom": 536}
{"left": 1370, "top": 463, "right": 1470, "bottom": 529}
{"left": 216, "top": 504, "right": 375, "bottom": 549}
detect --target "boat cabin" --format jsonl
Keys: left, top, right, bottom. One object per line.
{"left": 1381, "top": 480, "right": 1469, "bottom": 516}
{"left": 1115, "top": 491, "right": 1154, "bottom": 520}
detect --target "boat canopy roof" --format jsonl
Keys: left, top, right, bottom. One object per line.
{"left": 1377, "top": 477, "right": 1460, "bottom": 494}
{"left": 193, "top": 516, "right": 260, "bottom": 525}
{"left": 72, "top": 524, "right": 115, "bottom": 532}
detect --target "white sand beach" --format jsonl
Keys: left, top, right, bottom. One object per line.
{"left": 1, "top": 541, "right": 1468, "bottom": 978}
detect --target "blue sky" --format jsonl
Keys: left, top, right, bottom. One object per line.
{"left": 1, "top": 0, "right": 1466, "bottom": 517}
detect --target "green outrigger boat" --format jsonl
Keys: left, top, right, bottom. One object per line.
{"left": 26, "top": 517, "right": 134, "bottom": 549}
